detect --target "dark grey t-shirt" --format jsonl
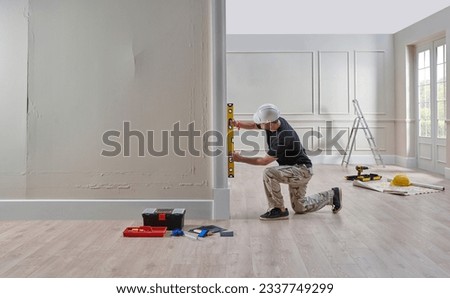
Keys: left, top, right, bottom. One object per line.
{"left": 261, "top": 117, "right": 312, "bottom": 167}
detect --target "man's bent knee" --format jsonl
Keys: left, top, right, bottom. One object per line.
{"left": 263, "top": 167, "right": 277, "bottom": 179}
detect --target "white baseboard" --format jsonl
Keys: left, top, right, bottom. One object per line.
{"left": 395, "top": 156, "right": 417, "bottom": 168}
{"left": 445, "top": 167, "right": 450, "bottom": 180}
{"left": 310, "top": 154, "right": 395, "bottom": 166}
{"left": 213, "top": 188, "right": 230, "bottom": 220}
{"left": 0, "top": 199, "right": 214, "bottom": 220}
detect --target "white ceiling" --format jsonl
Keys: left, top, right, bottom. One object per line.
{"left": 226, "top": 0, "right": 450, "bottom": 34}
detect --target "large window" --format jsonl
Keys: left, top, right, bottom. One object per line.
{"left": 417, "top": 41, "right": 446, "bottom": 139}
{"left": 418, "top": 49, "right": 431, "bottom": 137}
{"left": 416, "top": 38, "right": 447, "bottom": 174}
{"left": 436, "top": 43, "right": 447, "bottom": 139}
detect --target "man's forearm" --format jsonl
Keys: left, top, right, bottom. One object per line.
{"left": 237, "top": 156, "right": 270, "bottom": 166}
{"left": 236, "top": 120, "right": 258, "bottom": 130}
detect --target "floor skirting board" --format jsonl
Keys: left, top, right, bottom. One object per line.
{"left": 310, "top": 154, "right": 396, "bottom": 165}
{"left": 0, "top": 199, "right": 214, "bottom": 220}
{"left": 395, "top": 156, "right": 417, "bottom": 168}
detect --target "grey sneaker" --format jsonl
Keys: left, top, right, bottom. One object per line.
{"left": 259, "top": 208, "right": 289, "bottom": 221}
{"left": 332, "top": 187, "right": 342, "bottom": 214}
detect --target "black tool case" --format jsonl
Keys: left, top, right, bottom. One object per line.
{"left": 142, "top": 208, "right": 186, "bottom": 230}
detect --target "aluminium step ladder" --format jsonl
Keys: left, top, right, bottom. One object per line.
{"left": 341, "top": 99, "right": 385, "bottom": 167}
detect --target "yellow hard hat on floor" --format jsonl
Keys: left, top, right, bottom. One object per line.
{"left": 391, "top": 174, "right": 411, "bottom": 186}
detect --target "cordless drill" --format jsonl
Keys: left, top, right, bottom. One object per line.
{"left": 345, "top": 165, "right": 381, "bottom": 181}
{"left": 355, "top": 165, "right": 369, "bottom": 176}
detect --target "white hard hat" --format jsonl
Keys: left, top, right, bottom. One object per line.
{"left": 253, "top": 103, "right": 280, "bottom": 124}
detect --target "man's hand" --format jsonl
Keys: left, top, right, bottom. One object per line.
{"left": 232, "top": 151, "right": 242, "bottom": 162}
{"left": 231, "top": 120, "right": 258, "bottom": 130}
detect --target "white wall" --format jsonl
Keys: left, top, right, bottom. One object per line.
{"left": 227, "top": 35, "right": 395, "bottom": 165}
{"left": 0, "top": 0, "right": 28, "bottom": 196}
{"left": 394, "top": 6, "right": 450, "bottom": 177}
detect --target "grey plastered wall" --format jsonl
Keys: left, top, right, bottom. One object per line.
{"left": 394, "top": 6, "right": 450, "bottom": 178}
{"left": 0, "top": 0, "right": 230, "bottom": 219}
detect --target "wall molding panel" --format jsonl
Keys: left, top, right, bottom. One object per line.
{"left": 354, "top": 51, "right": 387, "bottom": 115}
{"left": 227, "top": 34, "right": 396, "bottom": 164}
{"left": 318, "top": 51, "right": 350, "bottom": 115}
{"left": 227, "top": 51, "right": 315, "bottom": 115}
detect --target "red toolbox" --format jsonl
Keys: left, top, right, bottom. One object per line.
{"left": 123, "top": 226, "right": 167, "bottom": 237}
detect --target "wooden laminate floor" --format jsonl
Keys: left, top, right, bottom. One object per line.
{"left": 1, "top": 164, "right": 449, "bottom": 277}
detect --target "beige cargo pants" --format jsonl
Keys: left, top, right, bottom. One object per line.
{"left": 263, "top": 164, "right": 334, "bottom": 213}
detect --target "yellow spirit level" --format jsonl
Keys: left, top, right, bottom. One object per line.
{"left": 227, "top": 103, "right": 234, "bottom": 178}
